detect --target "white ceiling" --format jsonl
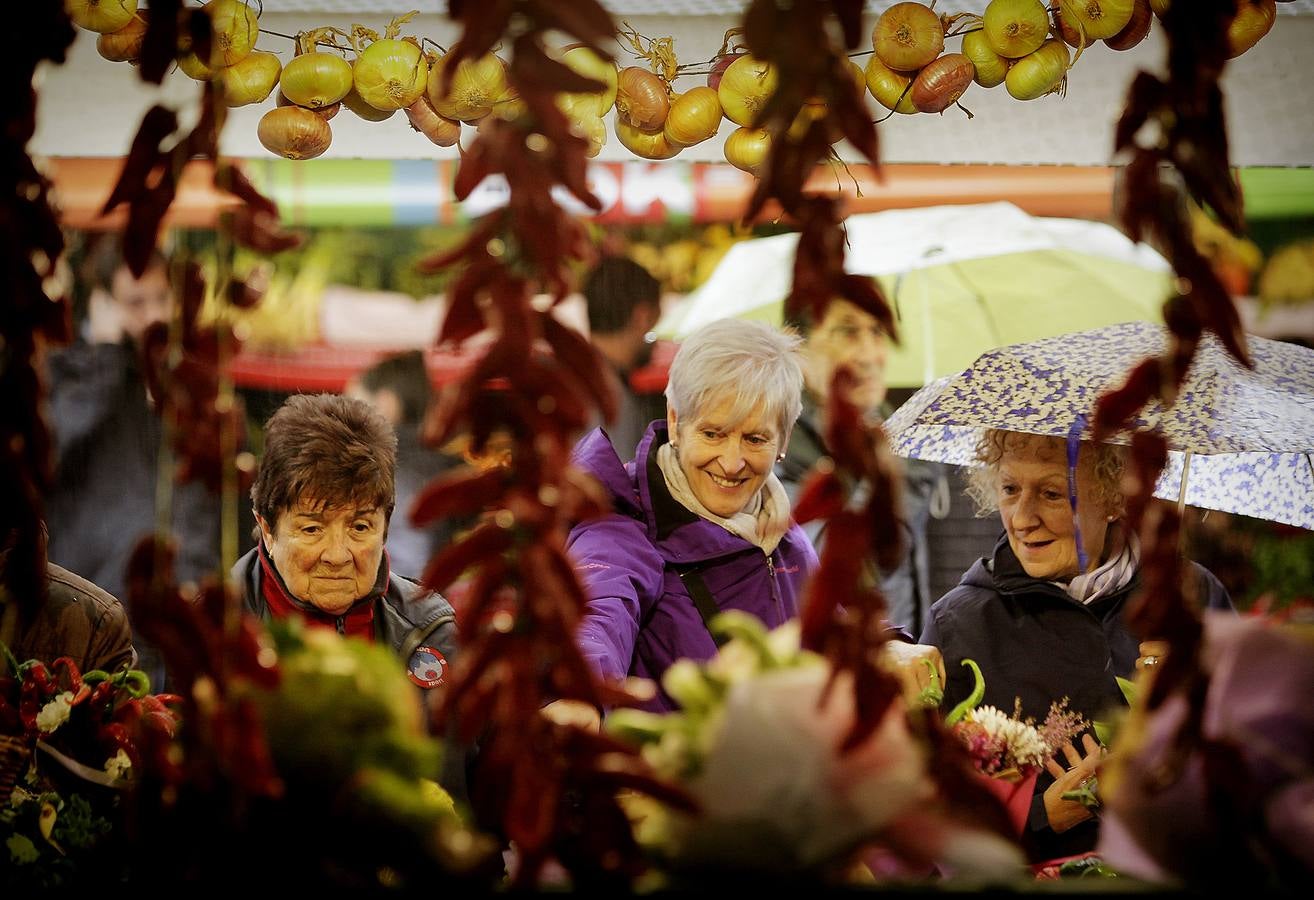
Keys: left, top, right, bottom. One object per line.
{"left": 258, "top": 1, "right": 1314, "bottom": 15}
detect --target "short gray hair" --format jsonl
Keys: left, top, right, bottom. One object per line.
{"left": 665, "top": 319, "right": 804, "bottom": 438}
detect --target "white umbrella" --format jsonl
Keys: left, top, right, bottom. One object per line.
{"left": 657, "top": 202, "right": 1173, "bottom": 387}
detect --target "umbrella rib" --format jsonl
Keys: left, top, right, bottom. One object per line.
{"left": 945, "top": 261, "right": 1003, "bottom": 346}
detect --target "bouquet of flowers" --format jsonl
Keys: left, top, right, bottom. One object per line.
{"left": 942, "top": 659, "right": 1088, "bottom": 833}
{"left": 605, "top": 614, "right": 1025, "bottom": 884}
{"left": 1, "top": 644, "right": 181, "bottom": 889}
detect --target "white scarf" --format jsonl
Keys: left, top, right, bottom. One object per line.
{"left": 656, "top": 442, "right": 791, "bottom": 555}
{"left": 1062, "top": 525, "right": 1141, "bottom": 605}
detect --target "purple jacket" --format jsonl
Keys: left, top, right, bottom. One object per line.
{"left": 567, "top": 421, "right": 818, "bottom": 711}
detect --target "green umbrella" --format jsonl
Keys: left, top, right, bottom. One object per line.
{"left": 656, "top": 202, "right": 1172, "bottom": 387}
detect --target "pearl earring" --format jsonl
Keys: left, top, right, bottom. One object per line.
{"left": 776, "top": 453, "right": 785, "bottom": 462}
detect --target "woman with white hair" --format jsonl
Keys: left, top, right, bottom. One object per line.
{"left": 565, "top": 319, "right": 817, "bottom": 712}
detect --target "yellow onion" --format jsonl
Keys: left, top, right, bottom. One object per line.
{"left": 983, "top": 0, "right": 1050, "bottom": 58}
{"left": 279, "top": 91, "right": 339, "bottom": 121}
{"left": 199, "top": 0, "right": 259, "bottom": 67}
{"left": 664, "top": 86, "right": 722, "bottom": 147}
{"left": 217, "top": 50, "right": 281, "bottom": 107}
{"left": 355, "top": 37, "right": 428, "bottom": 111}
{"left": 1105, "top": 0, "right": 1153, "bottom": 50}
{"left": 787, "top": 100, "right": 835, "bottom": 142}
{"left": 427, "top": 53, "right": 506, "bottom": 122}
{"left": 571, "top": 112, "right": 607, "bottom": 158}
{"left": 561, "top": 44, "right": 618, "bottom": 116}
{"left": 281, "top": 51, "right": 354, "bottom": 108}
{"left": 405, "top": 96, "right": 462, "bottom": 147}
{"left": 68, "top": 0, "right": 137, "bottom": 34}
{"left": 911, "top": 53, "right": 975, "bottom": 113}
{"left": 1005, "top": 39, "right": 1070, "bottom": 100}
{"left": 258, "top": 106, "right": 332, "bottom": 159}
{"left": 865, "top": 55, "right": 917, "bottom": 114}
{"left": 615, "top": 66, "right": 670, "bottom": 131}
{"left": 341, "top": 84, "right": 396, "bottom": 121}
{"left": 717, "top": 55, "right": 777, "bottom": 127}
{"left": 1149, "top": 0, "right": 1170, "bottom": 16}
{"left": 724, "top": 126, "right": 771, "bottom": 177}
{"left": 961, "top": 29, "right": 1009, "bottom": 88}
{"left": 848, "top": 59, "right": 868, "bottom": 95}
{"left": 615, "top": 120, "right": 679, "bottom": 161}
{"left": 177, "top": 48, "right": 216, "bottom": 81}
{"left": 1227, "top": 0, "right": 1276, "bottom": 59}
{"left": 96, "top": 11, "right": 147, "bottom": 62}
{"left": 1058, "top": 0, "right": 1135, "bottom": 41}
{"left": 873, "top": 2, "right": 945, "bottom": 72}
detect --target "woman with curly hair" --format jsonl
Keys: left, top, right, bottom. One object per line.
{"left": 920, "top": 429, "right": 1233, "bottom": 863}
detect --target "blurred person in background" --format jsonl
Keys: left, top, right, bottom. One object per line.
{"left": 778, "top": 298, "right": 943, "bottom": 636}
{"left": 43, "top": 236, "right": 220, "bottom": 690}
{"left": 345, "top": 350, "right": 459, "bottom": 580}
{"left": 581, "top": 256, "right": 667, "bottom": 461}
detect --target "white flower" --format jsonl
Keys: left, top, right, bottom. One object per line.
{"left": 967, "top": 705, "right": 1050, "bottom": 770}
{"left": 679, "top": 666, "right": 933, "bottom": 870}
{"left": 35, "top": 691, "right": 75, "bottom": 734}
{"left": 104, "top": 748, "right": 133, "bottom": 781}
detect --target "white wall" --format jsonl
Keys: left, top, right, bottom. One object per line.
{"left": 31, "top": 12, "right": 1314, "bottom": 166}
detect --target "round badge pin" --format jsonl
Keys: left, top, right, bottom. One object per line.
{"left": 407, "top": 646, "right": 448, "bottom": 689}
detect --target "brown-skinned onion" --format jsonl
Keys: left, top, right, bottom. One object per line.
{"left": 1104, "top": 0, "right": 1153, "bottom": 50}
{"left": 911, "top": 53, "right": 975, "bottom": 113}
{"left": 96, "top": 10, "right": 148, "bottom": 62}
{"left": 258, "top": 106, "right": 332, "bottom": 159}
{"left": 615, "top": 66, "right": 669, "bottom": 131}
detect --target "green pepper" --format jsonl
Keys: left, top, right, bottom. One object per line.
{"left": 944, "top": 658, "right": 985, "bottom": 725}
{"left": 916, "top": 658, "right": 944, "bottom": 707}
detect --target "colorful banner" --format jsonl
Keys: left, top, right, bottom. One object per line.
{"left": 244, "top": 157, "right": 760, "bottom": 227}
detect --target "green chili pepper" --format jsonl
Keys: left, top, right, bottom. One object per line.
{"left": 917, "top": 658, "right": 944, "bottom": 707}
{"left": 944, "top": 658, "right": 985, "bottom": 725}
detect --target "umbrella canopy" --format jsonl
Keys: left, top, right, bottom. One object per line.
{"left": 656, "top": 202, "right": 1173, "bottom": 387}
{"left": 884, "top": 322, "right": 1314, "bottom": 529}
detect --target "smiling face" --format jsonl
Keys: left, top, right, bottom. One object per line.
{"left": 258, "top": 498, "right": 388, "bottom": 615}
{"left": 668, "top": 394, "right": 783, "bottom": 518}
{"left": 804, "top": 299, "right": 889, "bottom": 414}
{"left": 996, "top": 436, "right": 1112, "bottom": 581}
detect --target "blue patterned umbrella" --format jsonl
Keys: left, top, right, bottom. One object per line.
{"left": 884, "top": 322, "right": 1314, "bottom": 529}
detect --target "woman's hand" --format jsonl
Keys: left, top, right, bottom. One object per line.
{"left": 1043, "top": 733, "right": 1105, "bottom": 833}
{"left": 1136, "top": 640, "right": 1170, "bottom": 673}
{"left": 541, "top": 699, "right": 602, "bottom": 732}
{"left": 878, "top": 642, "right": 946, "bottom": 707}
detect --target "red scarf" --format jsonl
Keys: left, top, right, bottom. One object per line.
{"left": 257, "top": 541, "right": 383, "bottom": 641}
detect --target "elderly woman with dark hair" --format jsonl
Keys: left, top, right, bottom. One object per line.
{"left": 233, "top": 393, "right": 458, "bottom": 695}
{"left": 921, "top": 428, "right": 1233, "bottom": 863}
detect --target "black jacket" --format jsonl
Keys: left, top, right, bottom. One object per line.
{"left": 921, "top": 532, "right": 1233, "bottom": 862}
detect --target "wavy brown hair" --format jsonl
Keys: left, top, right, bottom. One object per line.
{"left": 251, "top": 393, "right": 397, "bottom": 527}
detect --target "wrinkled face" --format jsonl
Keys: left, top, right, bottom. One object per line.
{"left": 804, "top": 299, "right": 889, "bottom": 414}
{"left": 668, "top": 394, "right": 782, "bottom": 518}
{"left": 111, "top": 264, "right": 173, "bottom": 344}
{"left": 996, "top": 437, "right": 1111, "bottom": 581}
{"left": 258, "top": 498, "right": 388, "bottom": 615}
